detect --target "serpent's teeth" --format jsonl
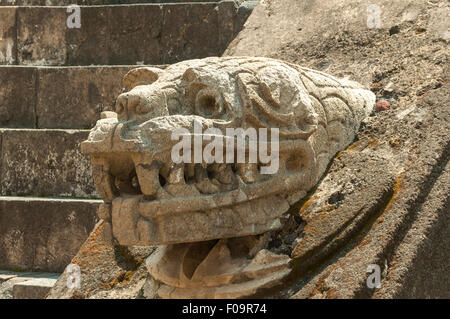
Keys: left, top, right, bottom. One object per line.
{"left": 166, "top": 183, "right": 201, "bottom": 197}
{"left": 92, "top": 162, "right": 119, "bottom": 202}
{"left": 194, "top": 163, "right": 208, "bottom": 183}
{"left": 155, "top": 187, "right": 172, "bottom": 200}
{"left": 215, "top": 165, "right": 235, "bottom": 184}
{"left": 135, "top": 162, "right": 162, "bottom": 196}
{"left": 236, "top": 163, "right": 260, "bottom": 183}
{"left": 168, "top": 164, "right": 185, "bottom": 185}
{"left": 195, "top": 179, "right": 220, "bottom": 194}
{"left": 131, "top": 176, "right": 140, "bottom": 189}
{"left": 184, "top": 163, "right": 195, "bottom": 183}
{"left": 208, "top": 163, "right": 226, "bottom": 173}
{"left": 159, "top": 162, "right": 172, "bottom": 181}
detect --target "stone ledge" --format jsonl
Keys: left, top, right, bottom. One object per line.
{"left": 0, "top": 196, "right": 101, "bottom": 273}
{"left": 0, "top": 129, "right": 98, "bottom": 198}
{"left": 13, "top": 277, "right": 59, "bottom": 299}
{"left": 0, "top": 270, "right": 60, "bottom": 299}
{"left": 0, "top": 66, "right": 138, "bottom": 129}
{"left": 0, "top": 2, "right": 245, "bottom": 66}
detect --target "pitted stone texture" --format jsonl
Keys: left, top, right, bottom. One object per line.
{"left": 0, "top": 129, "right": 98, "bottom": 198}
{"left": 82, "top": 56, "right": 375, "bottom": 246}
{"left": 226, "top": 0, "right": 449, "bottom": 299}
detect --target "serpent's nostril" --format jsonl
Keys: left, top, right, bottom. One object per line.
{"left": 116, "top": 95, "right": 127, "bottom": 114}
{"left": 127, "top": 94, "right": 141, "bottom": 111}
{"left": 116, "top": 93, "right": 141, "bottom": 114}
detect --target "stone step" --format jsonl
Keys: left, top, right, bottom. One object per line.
{"left": 0, "top": 1, "right": 250, "bottom": 66}
{"left": 0, "top": 129, "right": 98, "bottom": 198}
{"left": 0, "top": 270, "right": 60, "bottom": 299}
{"left": 0, "top": 196, "right": 100, "bottom": 272}
{"left": 0, "top": 65, "right": 150, "bottom": 129}
{"left": 13, "top": 277, "right": 59, "bottom": 299}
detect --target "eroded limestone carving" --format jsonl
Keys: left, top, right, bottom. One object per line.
{"left": 81, "top": 57, "right": 375, "bottom": 298}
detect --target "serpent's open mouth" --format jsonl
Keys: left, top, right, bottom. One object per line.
{"left": 82, "top": 118, "right": 315, "bottom": 246}
{"left": 81, "top": 117, "right": 308, "bottom": 298}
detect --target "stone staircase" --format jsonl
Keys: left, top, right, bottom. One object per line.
{"left": 0, "top": 0, "right": 255, "bottom": 296}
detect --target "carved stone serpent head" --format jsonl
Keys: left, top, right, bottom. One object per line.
{"left": 81, "top": 57, "right": 375, "bottom": 298}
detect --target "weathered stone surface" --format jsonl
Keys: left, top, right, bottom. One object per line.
{"left": 374, "top": 157, "right": 449, "bottom": 298}
{"left": 160, "top": 3, "right": 219, "bottom": 64}
{"left": 218, "top": 0, "right": 256, "bottom": 51}
{"left": 0, "top": 129, "right": 97, "bottom": 198}
{"left": 0, "top": 67, "right": 36, "bottom": 128}
{"left": 0, "top": 271, "right": 60, "bottom": 299}
{"left": 47, "top": 0, "right": 449, "bottom": 300}
{"left": 290, "top": 150, "right": 396, "bottom": 272}
{"left": 65, "top": 6, "right": 109, "bottom": 66}
{"left": 13, "top": 277, "right": 58, "bottom": 299}
{"left": 146, "top": 240, "right": 291, "bottom": 298}
{"left": 0, "top": 66, "right": 159, "bottom": 129}
{"left": 0, "top": 197, "right": 100, "bottom": 272}
{"left": 107, "top": 5, "right": 163, "bottom": 65}
{"left": 36, "top": 66, "right": 136, "bottom": 129}
{"left": 47, "top": 221, "right": 155, "bottom": 299}
{"left": 0, "top": 7, "right": 16, "bottom": 65}
{"left": 17, "top": 7, "right": 66, "bottom": 65}
{"left": 3, "top": 2, "right": 248, "bottom": 66}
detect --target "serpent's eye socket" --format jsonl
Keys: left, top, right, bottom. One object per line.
{"left": 195, "top": 88, "right": 221, "bottom": 117}
{"left": 136, "top": 103, "right": 150, "bottom": 115}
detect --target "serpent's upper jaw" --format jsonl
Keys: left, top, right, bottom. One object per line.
{"left": 81, "top": 114, "right": 315, "bottom": 245}
{"left": 81, "top": 56, "right": 374, "bottom": 246}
